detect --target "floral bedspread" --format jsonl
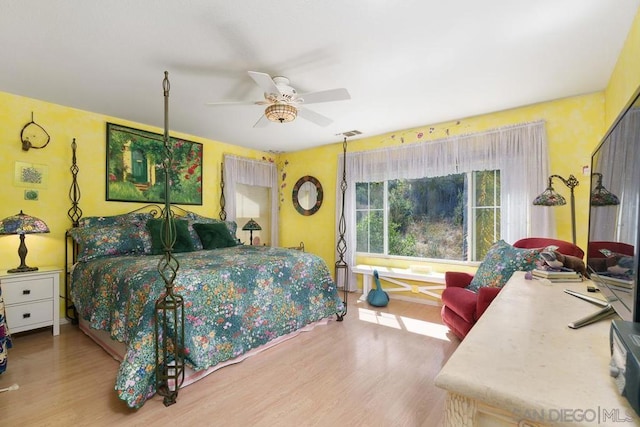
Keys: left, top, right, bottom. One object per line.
{"left": 71, "top": 245, "right": 343, "bottom": 408}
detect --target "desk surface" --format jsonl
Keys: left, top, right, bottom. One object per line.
{"left": 435, "top": 271, "right": 639, "bottom": 425}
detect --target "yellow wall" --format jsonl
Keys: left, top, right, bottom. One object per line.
{"left": 605, "top": 10, "right": 640, "bottom": 127}
{"left": 0, "top": 91, "right": 272, "bottom": 315}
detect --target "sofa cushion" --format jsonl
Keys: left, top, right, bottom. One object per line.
{"left": 466, "top": 239, "right": 541, "bottom": 292}
{"left": 441, "top": 287, "right": 478, "bottom": 324}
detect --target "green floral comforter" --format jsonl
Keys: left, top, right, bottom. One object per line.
{"left": 71, "top": 245, "right": 343, "bottom": 408}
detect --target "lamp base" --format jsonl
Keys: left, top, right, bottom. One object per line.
{"left": 8, "top": 266, "right": 38, "bottom": 274}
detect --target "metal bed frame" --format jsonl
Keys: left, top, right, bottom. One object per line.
{"left": 63, "top": 72, "right": 349, "bottom": 406}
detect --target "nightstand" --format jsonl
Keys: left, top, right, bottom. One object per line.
{"left": 0, "top": 267, "right": 60, "bottom": 336}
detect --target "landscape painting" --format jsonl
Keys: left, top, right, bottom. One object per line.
{"left": 106, "top": 123, "right": 203, "bottom": 205}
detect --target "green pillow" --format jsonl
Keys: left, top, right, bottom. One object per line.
{"left": 146, "top": 219, "right": 195, "bottom": 255}
{"left": 466, "top": 240, "right": 541, "bottom": 292}
{"left": 184, "top": 212, "right": 238, "bottom": 250}
{"left": 193, "top": 222, "right": 238, "bottom": 250}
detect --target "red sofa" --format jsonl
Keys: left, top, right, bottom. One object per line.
{"left": 441, "top": 238, "right": 584, "bottom": 339}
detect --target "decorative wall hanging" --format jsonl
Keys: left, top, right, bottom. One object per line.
{"left": 292, "top": 175, "right": 323, "bottom": 215}
{"left": 14, "top": 161, "right": 48, "bottom": 188}
{"left": 106, "top": 123, "right": 203, "bottom": 205}
{"left": 20, "top": 112, "right": 50, "bottom": 151}
{"left": 24, "top": 190, "right": 39, "bottom": 201}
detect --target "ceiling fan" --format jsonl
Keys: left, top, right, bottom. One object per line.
{"left": 206, "top": 71, "right": 351, "bottom": 128}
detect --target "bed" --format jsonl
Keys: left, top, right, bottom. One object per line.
{"left": 64, "top": 73, "right": 346, "bottom": 408}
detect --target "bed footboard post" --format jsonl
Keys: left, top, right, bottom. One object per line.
{"left": 219, "top": 162, "right": 227, "bottom": 220}
{"left": 335, "top": 137, "right": 349, "bottom": 321}
{"left": 154, "top": 72, "right": 185, "bottom": 407}
{"left": 66, "top": 137, "right": 82, "bottom": 323}
{"left": 155, "top": 274, "right": 185, "bottom": 407}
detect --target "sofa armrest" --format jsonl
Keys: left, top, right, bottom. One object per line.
{"left": 476, "top": 287, "right": 502, "bottom": 319}
{"left": 445, "top": 272, "right": 475, "bottom": 289}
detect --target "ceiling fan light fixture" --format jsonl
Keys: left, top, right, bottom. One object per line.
{"left": 265, "top": 103, "right": 297, "bottom": 123}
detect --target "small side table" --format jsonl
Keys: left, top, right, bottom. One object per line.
{"left": 0, "top": 267, "right": 60, "bottom": 336}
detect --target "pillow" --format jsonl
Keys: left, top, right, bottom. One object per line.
{"left": 78, "top": 212, "right": 152, "bottom": 228}
{"left": 193, "top": 222, "right": 238, "bottom": 250}
{"left": 184, "top": 212, "right": 238, "bottom": 249}
{"left": 146, "top": 219, "right": 195, "bottom": 255}
{"left": 68, "top": 224, "right": 151, "bottom": 262}
{"left": 466, "top": 240, "right": 541, "bottom": 292}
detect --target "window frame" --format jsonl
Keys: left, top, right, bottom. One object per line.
{"left": 355, "top": 169, "right": 501, "bottom": 262}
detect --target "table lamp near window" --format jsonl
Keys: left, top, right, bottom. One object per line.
{"left": 0, "top": 210, "right": 50, "bottom": 273}
{"left": 242, "top": 219, "right": 261, "bottom": 245}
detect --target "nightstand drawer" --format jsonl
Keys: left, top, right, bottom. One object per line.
{"left": 1, "top": 277, "right": 53, "bottom": 303}
{"left": 5, "top": 300, "right": 54, "bottom": 331}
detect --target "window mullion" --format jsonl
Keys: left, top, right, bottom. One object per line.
{"left": 383, "top": 181, "right": 389, "bottom": 255}
{"left": 494, "top": 170, "right": 499, "bottom": 241}
{"left": 468, "top": 172, "right": 475, "bottom": 262}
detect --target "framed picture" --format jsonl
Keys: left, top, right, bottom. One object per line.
{"left": 24, "top": 189, "right": 39, "bottom": 201}
{"left": 106, "top": 122, "right": 203, "bottom": 205}
{"left": 14, "top": 161, "right": 48, "bottom": 188}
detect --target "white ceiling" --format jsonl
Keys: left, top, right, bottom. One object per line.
{"left": 1, "top": 1, "right": 638, "bottom": 152}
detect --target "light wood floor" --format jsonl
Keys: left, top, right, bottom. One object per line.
{"left": 0, "top": 295, "right": 459, "bottom": 427}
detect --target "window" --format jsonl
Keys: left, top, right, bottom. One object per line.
{"left": 356, "top": 170, "right": 500, "bottom": 261}
{"left": 337, "top": 121, "right": 549, "bottom": 291}
{"left": 223, "top": 155, "right": 279, "bottom": 246}
{"left": 235, "top": 183, "right": 271, "bottom": 245}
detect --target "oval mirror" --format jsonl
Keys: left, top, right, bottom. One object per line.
{"left": 292, "top": 176, "right": 323, "bottom": 215}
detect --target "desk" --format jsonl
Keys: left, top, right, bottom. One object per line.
{"left": 353, "top": 264, "right": 445, "bottom": 302}
{"left": 435, "top": 271, "right": 640, "bottom": 426}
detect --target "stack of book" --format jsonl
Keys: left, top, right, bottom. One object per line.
{"left": 532, "top": 268, "right": 583, "bottom": 282}
{"left": 590, "top": 272, "right": 633, "bottom": 289}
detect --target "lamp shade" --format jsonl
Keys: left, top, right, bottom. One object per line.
{"left": 590, "top": 173, "right": 620, "bottom": 206}
{"left": 0, "top": 210, "right": 50, "bottom": 235}
{"left": 532, "top": 186, "right": 567, "bottom": 206}
{"left": 591, "top": 189, "right": 620, "bottom": 206}
{"left": 242, "top": 219, "right": 262, "bottom": 231}
{"left": 265, "top": 103, "right": 297, "bottom": 123}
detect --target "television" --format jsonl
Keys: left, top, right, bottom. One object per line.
{"left": 584, "top": 88, "right": 640, "bottom": 325}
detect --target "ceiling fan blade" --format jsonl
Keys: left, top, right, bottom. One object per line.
{"left": 298, "top": 88, "right": 350, "bottom": 104}
{"left": 297, "top": 107, "right": 333, "bottom": 127}
{"left": 248, "top": 71, "right": 280, "bottom": 95}
{"left": 253, "top": 114, "right": 271, "bottom": 128}
{"left": 205, "top": 100, "right": 257, "bottom": 106}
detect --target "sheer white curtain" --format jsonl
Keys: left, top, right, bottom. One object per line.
{"left": 591, "top": 108, "right": 640, "bottom": 244}
{"left": 223, "top": 155, "right": 279, "bottom": 246}
{"left": 336, "top": 121, "right": 552, "bottom": 291}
